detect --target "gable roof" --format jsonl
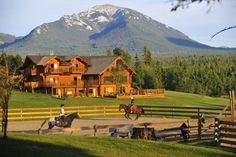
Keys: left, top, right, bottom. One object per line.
{"left": 81, "top": 56, "right": 135, "bottom": 75}
{"left": 23, "top": 55, "right": 135, "bottom": 75}
{"left": 26, "top": 55, "right": 58, "bottom": 65}
{"left": 81, "top": 56, "right": 117, "bottom": 75}
{"left": 26, "top": 55, "right": 88, "bottom": 66}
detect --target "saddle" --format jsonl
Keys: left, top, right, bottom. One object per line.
{"left": 129, "top": 105, "right": 136, "bottom": 113}
{"left": 55, "top": 115, "right": 67, "bottom": 125}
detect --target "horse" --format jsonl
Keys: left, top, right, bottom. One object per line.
{"left": 119, "top": 104, "right": 144, "bottom": 120}
{"left": 48, "top": 112, "right": 80, "bottom": 129}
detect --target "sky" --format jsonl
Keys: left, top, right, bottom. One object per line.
{"left": 0, "top": 0, "right": 236, "bottom": 47}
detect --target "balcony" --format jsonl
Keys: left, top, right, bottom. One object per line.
{"left": 85, "top": 80, "right": 99, "bottom": 87}
{"left": 44, "top": 81, "right": 84, "bottom": 88}
{"left": 47, "top": 67, "right": 81, "bottom": 74}
{"left": 24, "top": 82, "right": 40, "bottom": 88}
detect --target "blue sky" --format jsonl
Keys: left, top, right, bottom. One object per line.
{"left": 0, "top": 0, "right": 236, "bottom": 47}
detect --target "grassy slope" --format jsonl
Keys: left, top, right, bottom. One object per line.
{"left": 0, "top": 133, "right": 235, "bottom": 157}
{"left": 9, "top": 90, "right": 228, "bottom": 108}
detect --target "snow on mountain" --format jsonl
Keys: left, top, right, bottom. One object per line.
{"left": 1, "top": 4, "right": 234, "bottom": 54}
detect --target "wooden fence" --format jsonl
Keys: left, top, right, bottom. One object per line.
{"left": 142, "top": 105, "right": 231, "bottom": 119}
{"left": 0, "top": 105, "right": 230, "bottom": 121}
{"left": 37, "top": 119, "right": 214, "bottom": 141}
{"left": 214, "top": 118, "right": 236, "bottom": 148}
{"left": 4, "top": 105, "right": 122, "bottom": 121}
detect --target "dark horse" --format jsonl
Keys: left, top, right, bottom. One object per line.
{"left": 119, "top": 104, "right": 144, "bottom": 120}
{"left": 48, "top": 112, "right": 80, "bottom": 129}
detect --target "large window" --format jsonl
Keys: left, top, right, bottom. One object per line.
{"left": 104, "top": 76, "right": 114, "bottom": 84}
{"left": 104, "top": 87, "right": 114, "bottom": 95}
{"left": 117, "top": 76, "right": 127, "bottom": 83}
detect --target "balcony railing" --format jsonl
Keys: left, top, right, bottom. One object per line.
{"left": 85, "top": 80, "right": 99, "bottom": 86}
{"left": 47, "top": 67, "right": 81, "bottom": 74}
{"left": 45, "top": 81, "right": 84, "bottom": 88}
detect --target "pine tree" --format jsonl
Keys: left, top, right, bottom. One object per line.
{"left": 143, "top": 46, "right": 152, "bottom": 66}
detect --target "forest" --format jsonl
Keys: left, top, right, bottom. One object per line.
{"left": 110, "top": 47, "right": 236, "bottom": 97}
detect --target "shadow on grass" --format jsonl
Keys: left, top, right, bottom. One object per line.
{"left": 178, "top": 139, "right": 236, "bottom": 153}
{"left": 0, "top": 137, "right": 97, "bottom": 157}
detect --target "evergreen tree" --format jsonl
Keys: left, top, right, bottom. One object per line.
{"left": 113, "top": 47, "right": 131, "bottom": 64}
{"left": 133, "top": 54, "right": 144, "bottom": 88}
{"left": 143, "top": 46, "right": 152, "bottom": 66}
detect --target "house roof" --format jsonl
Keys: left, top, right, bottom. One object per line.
{"left": 81, "top": 56, "right": 135, "bottom": 75}
{"left": 23, "top": 55, "right": 135, "bottom": 75}
{"left": 27, "top": 55, "right": 57, "bottom": 65}
{"left": 26, "top": 55, "right": 87, "bottom": 66}
{"left": 81, "top": 56, "right": 117, "bottom": 75}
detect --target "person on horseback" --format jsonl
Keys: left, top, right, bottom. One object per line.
{"left": 129, "top": 97, "right": 135, "bottom": 113}
{"left": 60, "top": 104, "right": 66, "bottom": 124}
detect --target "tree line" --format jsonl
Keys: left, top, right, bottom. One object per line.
{"left": 107, "top": 47, "right": 236, "bottom": 97}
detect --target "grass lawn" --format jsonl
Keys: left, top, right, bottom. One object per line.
{"left": 0, "top": 133, "right": 235, "bottom": 157}
{"left": 9, "top": 90, "right": 228, "bottom": 108}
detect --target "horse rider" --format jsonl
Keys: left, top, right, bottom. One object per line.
{"left": 60, "top": 104, "right": 66, "bottom": 123}
{"left": 129, "top": 97, "right": 135, "bottom": 113}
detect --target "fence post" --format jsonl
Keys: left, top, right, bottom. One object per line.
{"left": 20, "top": 108, "right": 23, "bottom": 120}
{"left": 172, "top": 106, "right": 174, "bottom": 118}
{"left": 150, "top": 106, "right": 152, "bottom": 117}
{"left": 103, "top": 106, "right": 106, "bottom": 117}
{"left": 231, "top": 90, "right": 235, "bottom": 121}
{"left": 214, "top": 118, "right": 220, "bottom": 146}
{"left": 50, "top": 108, "right": 52, "bottom": 117}
{"left": 93, "top": 125, "right": 97, "bottom": 136}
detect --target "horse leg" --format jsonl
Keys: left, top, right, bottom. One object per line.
{"left": 48, "top": 122, "right": 54, "bottom": 129}
{"left": 124, "top": 112, "right": 128, "bottom": 119}
{"left": 38, "top": 119, "right": 47, "bottom": 133}
{"left": 135, "top": 114, "right": 139, "bottom": 120}
{"left": 128, "top": 113, "right": 132, "bottom": 120}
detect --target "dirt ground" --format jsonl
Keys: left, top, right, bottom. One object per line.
{"left": 8, "top": 116, "right": 203, "bottom": 134}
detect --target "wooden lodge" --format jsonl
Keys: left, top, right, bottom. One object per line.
{"left": 20, "top": 55, "right": 135, "bottom": 97}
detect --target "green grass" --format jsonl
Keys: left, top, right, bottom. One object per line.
{"left": 9, "top": 90, "right": 228, "bottom": 108}
{"left": 0, "top": 133, "right": 235, "bottom": 157}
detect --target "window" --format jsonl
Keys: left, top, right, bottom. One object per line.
{"left": 54, "top": 63, "right": 58, "bottom": 69}
{"left": 104, "top": 76, "right": 114, "bottom": 84}
{"left": 93, "top": 75, "right": 98, "bottom": 80}
{"left": 51, "top": 64, "right": 54, "bottom": 68}
{"left": 89, "top": 89, "right": 93, "bottom": 94}
{"left": 118, "top": 76, "right": 127, "bottom": 83}
{"left": 49, "top": 77, "right": 58, "bottom": 84}
{"left": 104, "top": 87, "right": 114, "bottom": 94}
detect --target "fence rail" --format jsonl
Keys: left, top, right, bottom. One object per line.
{"left": 141, "top": 105, "right": 230, "bottom": 119}
{"left": 0, "top": 105, "right": 230, "bottom": 121}
{"left": 214, "top": 118, "right": 236, "bottom": 148}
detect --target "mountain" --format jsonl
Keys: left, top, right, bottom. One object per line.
{"left": 0, "top": 33, "right": 17, "bottom": 45}
{"left": 1, "top": 4, "right": 235, "bottom": 55}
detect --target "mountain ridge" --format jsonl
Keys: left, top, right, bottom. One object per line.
{"left": 1, "top": 4, "right": 235, "bottom": 55}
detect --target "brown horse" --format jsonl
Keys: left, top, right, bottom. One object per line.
{"left": 119, "top": 104, "right": 144, "bottom": 120}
